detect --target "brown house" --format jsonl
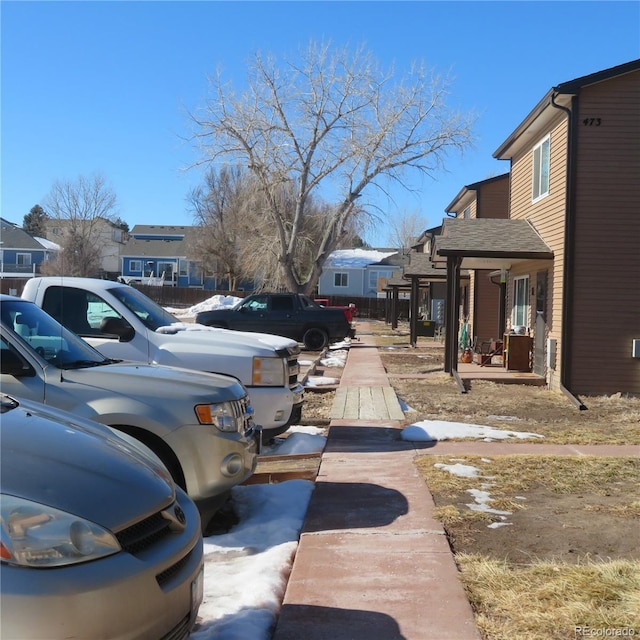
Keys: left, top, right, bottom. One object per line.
{"left": 444, "top": 174, "right": 510, "bottom": 342}
{"left": 432, "top": 58, "right": 640, "bottom": 398}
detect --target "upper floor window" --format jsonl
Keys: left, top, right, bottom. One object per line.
{"left": 334, "top": 272, "right": 348, "bottom": 287}
{"left": 462, "top": 206, "right": 471, "bottom": 219}
{"left": 17, "top": 253, "right": 31, "bottom": 266}
{"left": 532, "top": 135, "right": 550, "bottom": 202}
{"left": 129, "top": 260, "right": 142, "bottom": 273}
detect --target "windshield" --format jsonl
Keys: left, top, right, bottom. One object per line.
{"left": 1, "top": 298, "right": 109, "bottom": 369}
{"left": 108, "top": 286, "right": 178, "bottom": 331}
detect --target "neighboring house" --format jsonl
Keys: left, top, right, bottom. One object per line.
{"left": 317, "top": 248, "right": 401, "bottom": 298}
{"left": 444, "top": 174, "right": 510, "bottom": 342}
{"left": 0, "top": 218, "right": 58, "bottom": 281}
{"left": 431, "top": 58, "right": 640, "bottom": 397}
{"left": 46, "top": 217, "right": 127, "bottom": 278}
{"left": 120, "top": 225, "right": 205, "bottom": 288}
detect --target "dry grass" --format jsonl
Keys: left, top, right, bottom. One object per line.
{"left": 359, "top": 321, "right": 640, "bottom": 639}
{"left": 369, "top": 321, "right": 640, "bottom": 445}
{"left": 457, "top": 554, "right": 640, "bottom": 640}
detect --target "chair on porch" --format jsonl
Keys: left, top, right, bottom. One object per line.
{"left": 473, "top": 337, "right": 503, "bottom": 366}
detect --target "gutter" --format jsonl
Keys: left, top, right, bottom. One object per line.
{"left": 550, "top": 91, "right": 586, "bottom": 410}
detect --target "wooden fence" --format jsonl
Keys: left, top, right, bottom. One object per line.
{"left": 1, "top": 278, "right": 410, "bottom": 321}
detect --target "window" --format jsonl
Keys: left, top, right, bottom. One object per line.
{"left": 334, "top": 272, "right": 348, "bottom": 288}
{"left": 532, "top": 135, "right": 550, "bottom": 201}
{"left": 157, "top": 262, "right": 175, "bottom": 280}
{"left": 368, "top": 270, "right": 392, "bottom": 291}
{"left": 462, "top": 206, "right": 471, "bottom": 219}
{"left": 16, "top": 253, "right": 31, "bottom": 266}
{"left": 512, "top": 276, "right": 530, "bottom": 328}
{"left": 129, "top": 260, "right": 142, "bottom": 273}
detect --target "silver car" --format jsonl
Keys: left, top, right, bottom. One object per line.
{"left": 0, "top": 393, "right": 204, "bottom": 640}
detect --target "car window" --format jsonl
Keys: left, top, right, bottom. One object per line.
{"left": 241, "top": 296, "right": 267, "bottom": 312}
{"left": 271, "top": 296, "right": 294, "bottom": 312}
{"left": 1, "top": 299, "right": 107, "bottom": 368}
{"left": 108, "top": 286, "right": 177, "bottom": 331}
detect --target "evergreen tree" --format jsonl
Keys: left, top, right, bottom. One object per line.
{"left": 23, "top": 204, "right": 49, "bottom": 237}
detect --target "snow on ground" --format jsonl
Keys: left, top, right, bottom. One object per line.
{"left": 401, "top": 420, "right": 544, "bottom": 442}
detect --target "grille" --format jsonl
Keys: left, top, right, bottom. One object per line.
{"left": 156, "top": 548, "right": 194, "bottom": 589}
{"left": 160, "top": 613, "right": 192, "bottom": 640}
{"left": 280, "top": 345, "right": 301, "bottom": 389}
{"left": 116, "top": 507, "right": 173, "bottom": 555}
{"left": 230, "top": 395, "right": 254, "bottom": 437}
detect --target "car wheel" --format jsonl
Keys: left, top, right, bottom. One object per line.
{"left": 303, "top": 327, "right": 328, "bottom": 350}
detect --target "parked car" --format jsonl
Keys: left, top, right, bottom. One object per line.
{"left": 196, "top": 292, "right": 355, "bottom": 350}
{"left": 0, "top": 393, "right": 204, "bottom": 640}
{"left": 21, "top": 277, "right": 304, "bottom": 442}
{"left": 0, "top": 294, "right": 257, "bottom": 527}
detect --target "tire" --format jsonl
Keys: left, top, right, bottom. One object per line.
{"left": 303, "top": 327, "right": 329, "bottom": 350}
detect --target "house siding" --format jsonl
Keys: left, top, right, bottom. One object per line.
{"left": 569, "top": 71, "right": 640, "bottom": 394}
{"left": 507, "top": 115, "right": 568, "bottom": 389}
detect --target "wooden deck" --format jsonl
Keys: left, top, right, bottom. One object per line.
{"left": 330, "top": 386, "right": 406, "bottom": 421}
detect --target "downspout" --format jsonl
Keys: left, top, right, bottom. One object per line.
{"left": 550, "top": 91, "right": 587, "bottom": 410}
{"left": 489, "top": 272, "right": 507, "bottom": 337}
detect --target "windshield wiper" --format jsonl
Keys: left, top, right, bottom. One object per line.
{"left": 58, "top": 359, "right": 107, "bottom": 370}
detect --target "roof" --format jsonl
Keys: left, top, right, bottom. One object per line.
{"left": 444, "top": 173, "right": 510, "bottom": 214}
{"left": 494, "top": 58, "right": 640, "bottom": 159}
{"left": 432, "top": 218, "right": 553, "bottom": 270}
{"left": 403, "top": 253, "right": 450, "bottom": 279}
{"left": 323, "top": 248, "right": 398, "bottom": 269}
{"left": 0, "top": 219, "right": 51, "bottom": 251}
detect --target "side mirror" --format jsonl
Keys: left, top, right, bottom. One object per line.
{"left": 99, "top": 317, "right": 135, "bottom": 342}
{"left": 0, "top": 349, "right": 35, "bottom": 377}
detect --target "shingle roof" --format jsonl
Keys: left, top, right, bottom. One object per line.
{"left": 433, "top": 218, "right": 553, "bottom": 263}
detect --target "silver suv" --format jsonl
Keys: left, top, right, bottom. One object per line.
{"left": 0, "top": 295, "right": 257, "bottom": 527}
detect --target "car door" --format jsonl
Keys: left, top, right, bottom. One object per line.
{"left": 40, "top": 286, "right": 150, "bottom": 363}
{"left": 0, "top": 333, "right": 47, "bottom": 403}
{"left": 232, "top": 295, "right": 270, "bottom": 333}
{"left": 266, "top": 295, "right": 299, "bottom": 340}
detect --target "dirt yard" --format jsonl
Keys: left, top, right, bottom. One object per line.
{"left": 369, "top": 322, "right": 640, "bottom": 563}
{"left": 303, "top": 322, "right": 640, "bottom": 637}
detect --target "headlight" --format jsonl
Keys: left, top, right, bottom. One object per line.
{"left": 195, "top": 401, "right": 248, "bottom": 432}
{"left": 252, "top": 356, "right": 286, "bottom": 386}
{"left": 0, "top": 495, "right": 121, "bottom": 567}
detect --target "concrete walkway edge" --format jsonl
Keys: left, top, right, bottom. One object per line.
{"left": 273, "top": 325, "right": 482, "bottom": 640}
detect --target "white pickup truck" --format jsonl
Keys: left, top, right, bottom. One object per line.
{"left": 21, "top": 277, "right": 304, "bottom": 442}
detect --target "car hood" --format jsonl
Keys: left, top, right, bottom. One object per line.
{"left": 0, "top": 397, "right": 175, "bottom": 531}
{"left": 155, "top": 322, "right": 299, "bottom": 354}
{"left": 59, "top": 361, "right": 246, "bottom": 405}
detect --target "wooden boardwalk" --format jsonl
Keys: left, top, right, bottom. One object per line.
{"left": 330, "top": 386, "right": 405, "bottom": 421}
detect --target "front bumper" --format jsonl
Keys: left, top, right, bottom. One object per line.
{"left": 1, "top": 489, "right": 204, "bottom": 640}
{"left": 164, "top": 424, "right": 258, "bottom": 503}
{"left": 246, "top": 382, "right": 304, "bottom": 431}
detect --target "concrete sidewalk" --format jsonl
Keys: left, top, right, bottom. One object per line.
{"left": 273, "top": 322, "right": 639, "bottom": 640}
{"left": 273, "top": 325, "right": 482, "bottom": 640}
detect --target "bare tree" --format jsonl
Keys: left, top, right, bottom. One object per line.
{"left": 41, "top": 173, "right": 119, "bottom": 276}
{"left": 386, "top": 209, "right": 430, "bottom": 249}
{"left": 189, "top": 166, "right": 253, "bottom": 290}
{"left": 190, "top": 41, "right": 474, "bottom": 294}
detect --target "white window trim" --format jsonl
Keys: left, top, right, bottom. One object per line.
{"left": 16, "top": 253, "right": 32, "bottom": 266}
{"left": 129, "top": 260, "right": 142, "bottom": 273}
{"left": 334, "top": 272, "right": 348, "bottom": 288}
{"left": 532, "top": 135, "right": 550, "bottom": 203}
{"left": 512, "top": 275, "right": 530, "bottom": 329}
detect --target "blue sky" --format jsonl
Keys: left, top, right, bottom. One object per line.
{"left": 2, "top": 1, "right": 639, "bottom": 246}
